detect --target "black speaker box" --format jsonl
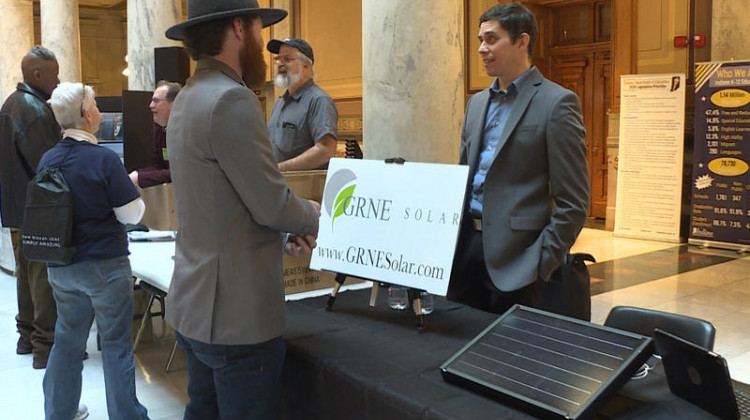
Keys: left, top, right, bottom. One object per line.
{"left": 122, "top": 90, "right": 155, "bottom": 172}
{"left": 154, "top": 46, "right": 190, "bottom": 85}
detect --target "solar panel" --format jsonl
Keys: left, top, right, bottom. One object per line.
{"left": 441, "top": 305, "right": 654, "bottom": 419}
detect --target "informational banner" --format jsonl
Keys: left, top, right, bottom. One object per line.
{"left": 689, "top": 62, "right": 750, "bottom": 250}
{"left": 309, "top": 158, "right": 469, "bottom": 295}
{"left": 614, "top": 74, "right": 686, "bottom": 242}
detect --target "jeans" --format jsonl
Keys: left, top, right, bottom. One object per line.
{"left": 43, "top": 255, "right": 149, "bottom": 420}
{"left": 176, "top": 332, "right": 285, "bottom": 420}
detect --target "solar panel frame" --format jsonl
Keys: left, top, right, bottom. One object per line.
{"left": 441, "top": 305, "right": 654, "bottom": 420}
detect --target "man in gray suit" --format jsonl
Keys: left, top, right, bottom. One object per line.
{"left": 164, "top": 1, "right": 319, "bottom": 418}
{"left": 447, "top": 3, "right": 589, "bottom": 315}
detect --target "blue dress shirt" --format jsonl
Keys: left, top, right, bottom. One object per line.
{"left": 468, "top": 69, "right": 533, "bottom": 218}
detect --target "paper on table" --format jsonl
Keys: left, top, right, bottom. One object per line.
{"left": 128, "top": 230, "right": 177, "bottom": 242}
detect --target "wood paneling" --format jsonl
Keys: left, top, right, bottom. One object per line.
{"left": 467, "top": 0, "right": 500, "bottom": 92}
{"left": 553, "top": 4, "right": 594, "bottom": 45}
{"left": 596, "top": 2, "right": 611, "bottom": 41}
{"left": 37, "top": 6, "right": 128, "bottom": 96}
{"left": 546, "top": 0, "right": 613, "bottom": 219}
{"left": 592, "top": 52, "right": 610, "bottom": 218}
{"left": 610, "top": 0, "right": 636, "bottom": 112}
{"left": 466, "top": 1, "right": 552, "bottom": 93}
{"left": 78, "top": 0, "right": 124, "bottom": 8}
{"left": 548, "top": 49, "right": 610, "bottom": 219}
{"left": 259, "top": 0, "right": 272, "bottom": 82}
{"left": 637, "top": 0, "right": 689, "bottom": 74}
{"left": 299, "top": 0, "right": 361, "bottom": 99}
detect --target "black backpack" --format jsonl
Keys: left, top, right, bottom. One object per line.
{"left": 21, "top": 145, "right": 77, "bottom": 264}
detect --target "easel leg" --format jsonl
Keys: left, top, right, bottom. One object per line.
{"left": 408, "top": 288, "right": 425, "bottom": 331}
{"left": 369, "top": 282, "right": 380, "bottom": 307}
{"left": 326, "top": 273, "right": 347, "bottom": 311}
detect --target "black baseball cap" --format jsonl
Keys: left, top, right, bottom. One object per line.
{"left": 267, "top": 38, "right": 314, "bottom": 63}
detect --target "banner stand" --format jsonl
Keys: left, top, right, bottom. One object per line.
{"left": 324, "top": 157, "right": 428, "bottom": 330}
{"left": 688, "top": 61, "right": 750, "bottom": 251}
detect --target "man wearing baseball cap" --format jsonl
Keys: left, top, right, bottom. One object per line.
{"left": 267, "top": 37, "right": 338, "bottom": 171}
{"left": 164, "top": 1, "right": 320, "bottom": 418}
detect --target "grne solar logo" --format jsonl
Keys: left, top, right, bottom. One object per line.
{"left": 323, "top": 169, "right": 357, "bottom": 233}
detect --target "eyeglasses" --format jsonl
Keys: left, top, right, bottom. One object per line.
{"left": 80, "top": 83, "right": 85, "bottom": 117}
{"left": 274, "top": 55, "right": 300, "bottom": 64}
{"left": 151, "top": 97, "right": 168, "bottom": 104}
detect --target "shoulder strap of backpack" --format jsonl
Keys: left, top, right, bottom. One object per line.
{"left": 47, "top": 140, "right": 78, "bottom": 170}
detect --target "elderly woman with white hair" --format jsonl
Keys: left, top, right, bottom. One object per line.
{"left": 38, "top": 82, "right": 150, "bottom": 420}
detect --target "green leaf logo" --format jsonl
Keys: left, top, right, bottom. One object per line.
{"left": 323, "top": 169, "right": 357, "bottom": 234}
{"left": 332, "top": 184, "right": 355, "bottom": 233}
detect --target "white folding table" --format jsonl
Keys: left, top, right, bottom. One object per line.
{"left": 128, "top": 240, "right": 177, "bottom": 370}
{"left": 127, "top": 239, "right": 371, "bottom": 370}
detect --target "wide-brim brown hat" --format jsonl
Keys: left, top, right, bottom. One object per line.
{"left": 166, "top": 0, "right": 287, "bottom": 41}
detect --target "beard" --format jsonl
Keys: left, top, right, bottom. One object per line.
{"left": 273, "top": 70, "right": 301, "bottom": 90}
{"left": 274, "top": 73, "right": 289, "bottom": 89}
{"left": 239, "top": 32, "right": 267, "bottom": 89}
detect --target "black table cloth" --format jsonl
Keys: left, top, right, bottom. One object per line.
{"left": 279, "top": 288, "right": 715, "bottom": 420}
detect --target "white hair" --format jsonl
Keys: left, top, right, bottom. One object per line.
{"left": 48, "top": 82, "right": 96, "bottom": 129}
{"left": 299, "top": 54, "right": 315, "bottom": 79}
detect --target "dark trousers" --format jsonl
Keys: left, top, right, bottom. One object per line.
{"left": 447, "top": 225, "right": 540, "bottom": 315}
{"left": 12, "top": 229, "right": 56, "bottom": 357}
{"left": 176, "top": 332, "right": 285, "bottom": 420}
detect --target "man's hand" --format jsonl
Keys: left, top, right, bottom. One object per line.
{"left": 284, "top": 234, "right": 317, "bottom": 256}
{"left": 128, "top": 170, "right": 139, "bottom": 187}
{"left": 308, "top": 200, "right": 321, "bottom": 216}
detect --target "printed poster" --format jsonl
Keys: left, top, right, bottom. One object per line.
{"left": 614, "top": 74, "right": 686, "bottom": 242}
{"left": 689, "top": 62, "right": 750, "bottom": 250}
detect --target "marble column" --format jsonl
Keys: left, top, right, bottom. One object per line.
{"left": 40, "top": 0, "right": 82, "bottom": 83}
{"left": 362, "top": 0, "right": 464, "bottom": 164}
{"left": 127, "top": 0, "right": 182, "bottom": 90}
{"left": 0, "top": 0, "right": 34, "bottom": 104}
{"left": 0, "top": 0, "right": 32, "bottom": 273}
{"left": 712, "top": 0, "right": 750, "bottom": 61}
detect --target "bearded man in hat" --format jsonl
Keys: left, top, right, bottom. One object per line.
{"left": 266, "top": 38, "right": 338, "bottom": 171}
{"left": 164, "top": 1, "right": 320, "bottom": 418}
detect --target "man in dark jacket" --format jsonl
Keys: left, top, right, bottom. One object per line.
{"left": 0, "top": 45, "right": 61, "bottom": 369}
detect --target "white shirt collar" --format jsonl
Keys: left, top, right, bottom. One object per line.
{"left": 62, "top": 128, "right": 98, "bottom": 145}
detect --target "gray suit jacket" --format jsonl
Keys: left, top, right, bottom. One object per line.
{"left": 165, "top": 58, "right": 319, "bottom": 345}
{"left": 460, "top": 67, "right": 589, "bottom": 292}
